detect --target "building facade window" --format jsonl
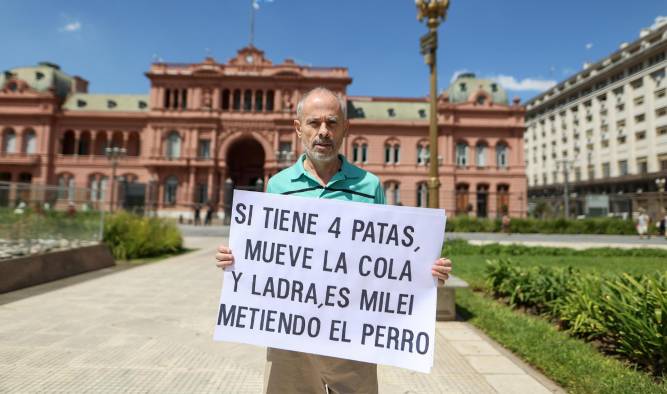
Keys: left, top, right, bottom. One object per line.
{"left": 361, "top": 143, "right": 368, "bottom": 163}
{"left": 455, "top": 183, "right": 469, "bottom": 214}
{"left": 496, "top": 184, "right": 510, "bottom": 216}
{"left": 475, "top": 143, "right": 486, "bottom": 167}
{"left": 496, "top": 143, "right": 508, "bottom": 169}
{"left": 23, "top": 130, "right": 36, "bottom": 154}
{"left": 456, "top": 142, "right": 468, "bottom": 167}
{"left": 416, "top": 182, "right": 428, "bottom": 207}
{"left": 384, "top": 181, "right": 400, "bottom": 205}
{"left": 198, "top": 139, "right": 211, "bottom": 159}
{"left": 164, "top": 176, "right": 179, "bottom": 205}
{"left": 417, "top": 142, "right": 429, "bottom": 165}
{"left": 166, "top": 131, "right": 181, "bottom": 159}
{"left": 384, "top": 141, "right": 400, "bottom": 164}
{"left": 2, "top": 129, "right": 16, "bottom": 153}
{"left": 618, "top": 160, "right": 628, "bottom": 176}
{"left": 637, "top": 157, "right": 648, "bottom": 174}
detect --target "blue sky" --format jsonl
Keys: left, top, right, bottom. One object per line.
{"left": 1, "top": 0, "right": 665, "bottom": 102}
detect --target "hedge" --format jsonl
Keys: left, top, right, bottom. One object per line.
{"left": 446, "top": 216, "right": 640, "bottom": 235}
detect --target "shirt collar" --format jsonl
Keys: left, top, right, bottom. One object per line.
{"left": 290, "top": 154, "right": 362, "bottom": 182}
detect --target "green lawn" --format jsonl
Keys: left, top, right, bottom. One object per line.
{"left": 452, "top": 254, "right": 667, "bottom": 290}
{"left": 445, "top": 241, "right": 667, "bottom": 394}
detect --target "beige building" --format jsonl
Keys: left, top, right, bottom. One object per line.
{"left": 524, "top": 18, "right": 667, "bottom": 217}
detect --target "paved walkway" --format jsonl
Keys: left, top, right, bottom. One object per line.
{"left": 0, "top": 237, "right": 562, "bottom": 393}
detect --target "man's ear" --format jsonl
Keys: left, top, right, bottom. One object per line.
{"left": 294, "top": 119, "right": 302, "bottom": 137}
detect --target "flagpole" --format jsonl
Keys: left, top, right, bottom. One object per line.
{"left": 250, "top": 0, "right": 256, "bottom": 46}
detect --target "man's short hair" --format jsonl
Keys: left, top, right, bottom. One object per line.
{"left": 296, "top": 87, "right": 347, "bottom": 120}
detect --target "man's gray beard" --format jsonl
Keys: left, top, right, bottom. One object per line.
{"left": 302, "top": 141, "right": 338, "bottom": 164}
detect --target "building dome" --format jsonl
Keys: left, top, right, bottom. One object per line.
{"left": 445, "top": 72, "right": 508, "bottom": 105}
{"left": 0, "top": 62, "right": 85, "bottom": 99}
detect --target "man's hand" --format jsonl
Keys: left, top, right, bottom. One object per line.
{"left": 432, "top": 257, "right": 452, "bottom": 287}
{"left": 215, "top": 245, "right": 234, "bottom": 269}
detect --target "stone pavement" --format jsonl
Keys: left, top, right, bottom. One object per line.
{"left": 0, "top": 236, "right": 562, "bottom": 393}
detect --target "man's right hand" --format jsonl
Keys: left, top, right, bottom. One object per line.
{"left": 215, "top": 245, "right": 234, "bottom": 269}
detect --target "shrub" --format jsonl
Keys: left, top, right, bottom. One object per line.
{"left": 103, "top": 212, "right": 183, "bottom": 260}
{"left": 485, "top": 259, "right": 667, "bottom": 377}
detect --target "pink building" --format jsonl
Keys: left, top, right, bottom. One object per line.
{"left": 0, "top": 47, "right": 527, "bottom": 217}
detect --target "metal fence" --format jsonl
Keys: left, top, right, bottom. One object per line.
{"left": 0, "top": 182, "right": 104, "bottom": 260}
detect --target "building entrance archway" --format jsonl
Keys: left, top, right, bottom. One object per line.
{"left": 226, "top": 138, "right": 265, "bottom": 187}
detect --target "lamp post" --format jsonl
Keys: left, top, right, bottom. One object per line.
{"left": 105, "top": 146, "right": 126, "bottom": 212}
{"left": 556, "top": 158, "right": 576, "bottom": 218}
{"left": 415, "top": 0, "right": 449, "bottom": 209}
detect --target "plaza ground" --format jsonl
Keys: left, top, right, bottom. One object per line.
{"left": 0, "top": 236, "right": 562, "bottom": 393}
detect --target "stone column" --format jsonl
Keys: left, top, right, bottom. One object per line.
{"left": 74, "top": 130, "right": 81, "bottom": 156}
{"left": 187, "top": 168, "right": 195, "bottom": 205}
{"left": 275, "top": 89, "right": 283, "bottom": 112}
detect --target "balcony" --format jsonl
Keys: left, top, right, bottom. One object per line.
{"left": 55, "top": 154, "right": 141, "bottom": 165}
{"left": 0, "top": 152, "right": 41, "bottom": 165}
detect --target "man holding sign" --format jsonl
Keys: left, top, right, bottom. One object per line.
{"left": 215, "top": 87, "right": 452, "bottom": 393}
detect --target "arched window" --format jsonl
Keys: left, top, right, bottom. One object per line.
{"left": 61, "top": 130, "right": 75, "bottom": 155}
{"left": 164, "top": 176, "right": 179, "bottom": 205}
{"left": 57, "top": 174, "right": 75, "bottom": 201}
{"left": 456, "top": 142, "right": 468, "bottom": 167}
{"left": 384, "top": 140, "right": 400, "bottom": 164}
{"left": 476, "top": 184, "right": 489, "bottom": 218}
{"left": 352, "top": 139, "right": 367, "bottom": 163}
{"left": 497, "top": 184, "right": 510, "bottom": 216}
{"left": 455, "top": 183, "right": 469, "bottom": 215}
{"left": 384, "top": 181, "right": 400, "bottom": 205}
{"left": 255, "top": 90, "right": 264, "bottom": 111}
{"left": 221, "top": 89, "right": 230, "bottom": 110}
{"left": 232, "top": 89, "right": 241, "bottom": 110}
{"left": 89, "top": 174, "right": 108, "bottom": 202}
{"left": 416, "top": 182, "right": 428, "bottom": 207}
{"left": 2, "top": 128, "right": 16, "bottom": 153}
{"left": 166, "top": 131, "right": 181, "bottom": 159}
{"left": 475, "top": 143, "right": 487, "bottom": 167}
{"left": 496, "top": 143, "right": 509, "bottom": 169}
{"left": 23, "top": 129, "right": 36, "bottom": 154}
{"left": 417, "top": 140, "right": 429, "bottom": 165}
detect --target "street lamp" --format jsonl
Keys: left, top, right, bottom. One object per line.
{"left": 415, "top": 0, "right": 450, "bottom": 209}
{"left": 105, "top": 146, "right": 126, "bottom": 212}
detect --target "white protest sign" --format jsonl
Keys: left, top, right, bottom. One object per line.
{"left": 213, "top": 190, "right": 446, "bottom": 373}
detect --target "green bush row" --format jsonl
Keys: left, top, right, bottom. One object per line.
{"left": 443, "top": 238, "right": 667, "bottom": 258}
{"left": 103, "top": 212, "right": 183, "bottom": 260}
{"left": 485, "top": 259, "right": 667, "bottom": 378}
{"left": 446, "top": 216, "right": 639, "bottom": 235}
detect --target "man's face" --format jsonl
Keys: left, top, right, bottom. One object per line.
{"left": 294, "top": 92, "right": 348, "bottom": 164}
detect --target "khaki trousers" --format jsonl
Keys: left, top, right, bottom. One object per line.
{"left": 264, "top": 348, "right": 378, "bottom": 394}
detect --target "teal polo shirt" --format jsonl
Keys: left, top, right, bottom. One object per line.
{"left": 266, "top": 154, "right": 385, "bottom": 205}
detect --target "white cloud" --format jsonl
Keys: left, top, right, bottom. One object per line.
{"left": 60, "top": 21, "right": 81, "bottom": 32}
{"left": 491, "top": 75, "right": 556, "bottom": 92}
{"left": 585, "top": 42, "right": 593, "bottom": 50}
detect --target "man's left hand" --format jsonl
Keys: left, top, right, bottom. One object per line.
{"left": 432, "top": 257, "right": 452, "bottom": 287}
